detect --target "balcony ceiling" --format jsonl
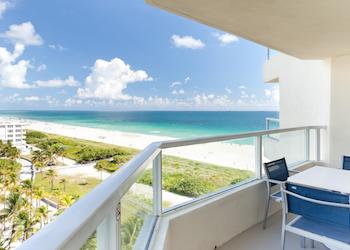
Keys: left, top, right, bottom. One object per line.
{"left": 146, "top": 0, "right": 350, "bottom": 59}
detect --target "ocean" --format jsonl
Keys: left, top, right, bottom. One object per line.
{"left": 0, "top": 111, "right": 279, "bottom": 138}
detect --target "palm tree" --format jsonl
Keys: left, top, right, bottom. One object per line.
{"left": 16, "top": 210, "right": 38, "bottom": 242}
{"left": 35, "top": 206, "right": 48, "bottom": 228}
{"left": 59, "top": 178, "right": 67, "bottom": 192}
{"left": 20, "top": 180, "right": 34, "bottom": 216}
{"left": 31, "top": 150, "right": 48, "bottom": 173}
{"left": 0, "top": 192, "right": 26, "bottom": 249}
{"left": 6, "top": 146, "right": 20, "bottom": 160}
{"left": 50, "top": 144, "right": 65, "bottom": 165}
{"left": 45, "top": 169, "right": 57, "bottom": 190}
{"left": 95, "top": 162, "right": 105, "bottom": 181}
{"left": 59, "top": 194, "right": 75, "bottom": 208}
{"left": 32, "top": 186, "right": 45, "bottom": 210}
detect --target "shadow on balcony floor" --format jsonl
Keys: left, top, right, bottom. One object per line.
{"left": 218, "top": 212, "right": 329, "bottom": 250}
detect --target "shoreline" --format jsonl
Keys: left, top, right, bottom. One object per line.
{"left": 22, "top": 119, "right": 257, "bottom": 171}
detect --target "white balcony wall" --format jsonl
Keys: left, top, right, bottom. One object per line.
{"left": 264, "top": 54, "right": 330, "bottom": 129}
{"left": 329, "top": 55, "right": 350, "bottom": 167}
{"left": 264, "top": 54, "right": 331, "bottom": 164}
{"left": 264, "top": 52, "right": 350, "bottom": 167}
{"left": 151, "top": 181, "right": 281, "bottom": 250}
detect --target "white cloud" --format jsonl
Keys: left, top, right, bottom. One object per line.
{"left": 35, "top": 76, "right": 79, "bottom": 88}
{"left": 170, "top": 76, "right": 190, "bottom": 89}
{"left": 0, "top": 22, "right": 44, "bottom": 88}
{"left": 1, "top": 22, "right": 43, "bottom": 46}
{"left": 214, "top": 32, "right": 238, "bottom": 45}
{"left": 171, "top": 35, "right": 205, "bottom": 49}
{"left": 265, "top": 86, "right": 279, "bottom": 104}
{"left": 0, "top": 44, "right": 31, "bottom": 88}
{"left": 36, "top": 64, "right": 47, "bottom": 72}
{"left": 194, "top": 93, "right": 234, "bottom": 107}
{"left": 239, "top": 85, "right": 247, "bottom": 89}
{"left": 225, "top": 87, "right": 232, "bottom": 94}
{"left": 0, "top": 0, "right": 12, "bottom": 18}
{"left": 65, "top": 98, "right": 83, "bottom": 106}
{"left": 77, "top": 57, "right": 152, "bottom": 100}
{"left": 24, "top": 95, "right": 40, "bottom": 101}
{"left": 170, "top": 81, "right": 181, "bottom": 88}
{"left": 48, "top": 44, "right": 66, "bottom": 51}
{"left": 240, "top": 90, "right": 248, "bottom": 98}
{"left": 172, "top": 89, "right": 185, "bottom": 95}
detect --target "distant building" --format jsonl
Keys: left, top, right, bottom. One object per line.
{"left": 0, "top": 120, "right": 27, "bottom": 146}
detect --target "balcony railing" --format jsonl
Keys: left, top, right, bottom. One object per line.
{"left": 18, "top": 125, "right": 326, "bottom": 250}
{"left": 265, "top": 117, "right": 280, "bottom": 130}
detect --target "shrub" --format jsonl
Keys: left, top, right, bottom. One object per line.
{"left": 26, "top": 130, "right": 48, "bottom": 144}
{"left": 95, "top": 159, "right": 120, "bottom": 173}
{"left": 138, "top": 171, "right": 215, "bottom": 197}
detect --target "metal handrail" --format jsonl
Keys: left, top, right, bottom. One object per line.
{"left": 160, "top": 125, "right": 323, "bottom": 148}
{"left": 18, "top": 125, "right": 326, "bottom": 250}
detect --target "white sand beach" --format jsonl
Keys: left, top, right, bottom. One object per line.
{"left": 26, "top": 120, "right": 258, "bottom": 171}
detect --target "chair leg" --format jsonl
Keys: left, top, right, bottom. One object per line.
{"left": 281, "top": 228, "right": 286, "bottom": 250}
{"left": 300, "top": 237, "right": 306, "bottom": 248}
{"left": 310, "top": 239, "right": 315, "bottom": 248}
{"left": 262, "top": 185, "right": 271, "bottom": 229}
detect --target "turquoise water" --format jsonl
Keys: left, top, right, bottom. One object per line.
{"left": 0, "top": 111, "right": 279, "bottom": 139}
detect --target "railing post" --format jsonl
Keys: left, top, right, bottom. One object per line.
{"left": 255, "top": 136, "right": 262, "bottom": 179}
{"left": 97, "top": 202, "right": 121, "bottom": 250}
{"left": 305, "top": 128, "right": 310, "bottom": 161}
{"left": 316, "top": 128, "right": 321, "bottom": 161}
{"left": 153, "top": 151, "right": 162, "bottom": 216}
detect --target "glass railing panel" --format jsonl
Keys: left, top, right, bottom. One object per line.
{"left": 309, "top": 129, "right": 317, "bottom": 161}
{"left": 263, "top": 130, "right": 307, "bottom": 166}
{"left": 81, "top": 231, "right": 97, "bottom": 250}
{"left": 159, "top": 137, "right": 257, "bottom": 209}
{"left": 121, "top": 163, "right": 154, "bottom": 250}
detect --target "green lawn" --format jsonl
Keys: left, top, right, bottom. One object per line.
{"left": 26, "top": 130, "right": 137, "bottom": 164}
{"left": 28, "top": 130, "right": 254, "bottom": 198}
{"left": 34, "top": 173, "right": 101, "bottom": 203}
{"left": 138, "top": 155, "right": 254, "bottom": 197}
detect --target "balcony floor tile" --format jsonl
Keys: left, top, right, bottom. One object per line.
{"left": 218, "top": 212, "right": 329, "bottom": 250}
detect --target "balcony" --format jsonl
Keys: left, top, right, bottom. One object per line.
{"left": 18, "top": 125, "right": 326, "bottom": 250}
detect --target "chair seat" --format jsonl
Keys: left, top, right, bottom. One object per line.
{"left": 288, "top": 216, "right": 350, "bottom": 245}
{"left": 271, "top": 191, "right": 282, "bottom": 202}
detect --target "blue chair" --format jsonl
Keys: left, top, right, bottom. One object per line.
{"left": 262, "top": 158, "right": 299, "bottom": 229}
{"left": 280, "top": 182, "right": 350, "bottom": 250}
{"left": 343, "top": 155, "right": 350, "bottom": 170}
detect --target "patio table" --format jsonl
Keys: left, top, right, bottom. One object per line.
{"left": 288, "top": 166, "right": 350, "bottom": 195}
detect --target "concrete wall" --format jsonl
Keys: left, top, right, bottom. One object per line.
{"left": 263, "top": 53, "right": 350, "bottom": 168}
{"left": 329, "top": 55, "right": 350, "bottom": 167}
{"left": 151, "top": 181, "right": 281, "bottom": 250}
{"left": 264, "top": 54, "right": 331, "bottom": 128}
{"left": 264, "top": 54, "right": 331, "bottom": 163}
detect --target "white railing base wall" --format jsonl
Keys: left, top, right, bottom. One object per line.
{"left": 149, "top": 160, "right": 323, "bottom": 250}
{"left": 18, "top": 126, "right": 326, "bottom": 250}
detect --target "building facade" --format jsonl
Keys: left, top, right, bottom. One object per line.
{"left": 0, "top": 121, "right": 26, "bottom": 146}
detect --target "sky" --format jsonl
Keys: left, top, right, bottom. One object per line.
{"left": 0, "top": 0, "right": 279, "bottom": 111}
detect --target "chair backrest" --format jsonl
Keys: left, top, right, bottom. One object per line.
{"left": 264, "top": 158, "right": 289, "bottom": 185}
{"left": 286, "top": 183, "right": 350, "bottom": 228}
{"left": 343, "top": 155, "right": 350, "bottom": 170}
